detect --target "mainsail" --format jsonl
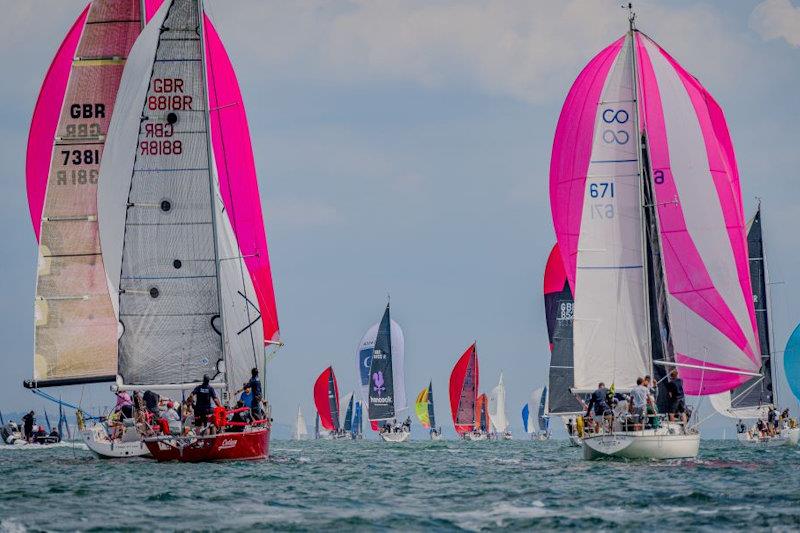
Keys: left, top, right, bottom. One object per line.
{"left": 97, "top": 0, "right": 278, "bottom": 391}
{"left": 293, "top": 406, "right": 308, "bottom": 440}
{"left": 313, "top": 366, "right": 340, "bottom": 432}
{"left": 476, "top": 393, "right": 491, "bottom": 432}
{"left": 449, "top": 343, "right": 478, "bottom": 434}
{"left": 543, "top": 244, "right": 582, "bottom": 414}
{"left": 352, "top": 401, "right": 363, "bottom": 438}
{"left": 26, "top": 1, "right": 148, "bottom": 387}
{"left": 427, "top": 382, "right": 437, "bottom": 430}
{"left": 342, "top": 392, "right": 354, "bottom": 433}
{"left": 536, "top": 387, "right": 550, "bottom": 435}
{"left": 356, "top": 314, "right": 403, "bottom": 408}
{"left": 711, "top": 205, "right": 776, "bottom": 418}
{"left": 550, "top": 25, "right": 760, "bottom": 397}
{"left": 489, "top": 373, "right": 509, "bottom": 433}
{"left": 367, "top": 304, "right": 406, "bottom": 421}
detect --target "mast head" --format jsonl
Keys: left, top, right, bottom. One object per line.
{"left": 623, "top": 2, "right": 636, "bottom": 31}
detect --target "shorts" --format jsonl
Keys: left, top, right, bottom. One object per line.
{"left": 632, "top": 406, "right": 646, "bottom": 420}
{"left": 194, "top": 410, "right": 209, "bottom": 426}
{"left": 670, "top": 399, "right": 686, "bottom": 414}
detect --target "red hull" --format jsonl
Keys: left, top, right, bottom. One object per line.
{"left": 144, "top": 427, "right": 270, "bottom": 462}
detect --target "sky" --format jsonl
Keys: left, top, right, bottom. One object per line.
{"left": 1, "top": 0, "right": 799, "bottom": 438}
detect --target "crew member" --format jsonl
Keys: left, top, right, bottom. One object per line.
{"left": 21, "top": 411, "right": 35, "bottom": 443}
{"left": 188, "top": 375, "right": 222, "bottom": 435}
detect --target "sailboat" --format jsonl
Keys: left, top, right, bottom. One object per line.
{"left": 415, "top": 382, "right": 442, "bottom": 440}
{"left": 450, "top": 343, "right": 488, "bottom": 441}
{"left": 340, "top": 392, "right": 355, "bottom": 440}
{"left": 366, "top": 304, "right": 410, "bottom": 442}
{"left": 528, "top": 387, "right": 551, "bottom": 441}
{"left": 489, "top": 374, "right": 511, "bottom": 440}
{"left": 783, "top": 325, "right": 800, "bottom": 441}
{"left": 543, "top": 244, "right": 584, "bottom": 447}
{"left": 313, "top": 367, "right": 341, "bottom": 440}
{"left": 351, "top": 401, "right": 364, "bottom": 440}
{"left": 710, "top": 203, "right": 799, "bottom": 446}
{"left": 314, "top": 412, "right": 320, "bottom": 440}
{"left": 24, "top": 0, "right": 158, "bottom": 459}
{"left": 98, "top": 0, "right": 279, "bottom": 461}
{"left": 293, "top": 406, "right": 308, "bottom": 440}
{"left": 550, "top": 8, "right": 761, "bottom": 459}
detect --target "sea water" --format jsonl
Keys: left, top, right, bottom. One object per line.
{"left": 0, "top": 439, "right": 798, "bottom": 531}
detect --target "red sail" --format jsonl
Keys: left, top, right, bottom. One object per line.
{"left": 313, "top": 366, "right": 339, "bottom": 431}
{"left": 449, "top": 343, "right": 479, "bottom": 434}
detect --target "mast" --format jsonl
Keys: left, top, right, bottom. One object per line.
{"left": 760, "top": 200, "right": 779, "bottom": 407}
{"left": 197, "top": 0, "right": 228, "bottom": 393}
{"left": 627, "top": 5, "right": 654, "bottom": 379}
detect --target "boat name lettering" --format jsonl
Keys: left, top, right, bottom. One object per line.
{"left": 370, "top": 395, "right": 393, "bottom": 404}
{"left": 218, "top": 439, "right": 237, "bottom": 450}
{"left": 144, "top": 123, "right": 174, "bottom": 138}
{"left": 70, "top": 103, "right": 105, "bottom": 119}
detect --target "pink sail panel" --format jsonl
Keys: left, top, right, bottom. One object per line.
{"left": 26, "top": 5, "right": 89, "bottom": 238}
{"left": 635, "top": 33, "right": 759, "bottom": 393}
{"left": 549, "top": 37, "right": 625, "bottom": 292}
{"left": 204, "top": 17, "right": 280, "bottom": 343}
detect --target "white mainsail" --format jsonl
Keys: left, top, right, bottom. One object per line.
{"left": 97, "top": 0, "right": 264, "bottom": 392}
{"left": 489, "top": 373, "right": 509, "bottom": 433}
{"left": 294, "top": 406, "right": 308, "bottom": 440}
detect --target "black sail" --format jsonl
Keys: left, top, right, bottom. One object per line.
{"left": 328, "top": 372, "right": 340, "bottom": 431}
{"left": 731, "top": 206, "right": 774, "bottom": 410}
{"left": 543, "top": 245, "right": 583, "bottom": 415}
{"left": 368, "top": 304, "right": 395, "bottom": 420}
{"left": 427, "top": 381, "right": 436, "bottom": 429}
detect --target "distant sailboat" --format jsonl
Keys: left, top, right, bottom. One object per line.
{"left": 415, "top": 382, "right": 442, "bottom": 440}
{"left": 351, "top": 401, "right": 364, "bottom": 440}
{"left": 551, "top": 8, "right": 760, "bottom": 459}
{"left": 341, "top": 392, "right": 355, "bottom": 438}
{"left": 314, "top": 412, "right": 320, "bottom": 440}
{"left": 450, "top": 343, "right": 489, "bottom": 441}
{"left": 367, "top": 304, "right": 410, "bottom": 442}
{"left": 489, "top": 374, "right": 511, "bottom": 440}
{"left": 293, "top": 407, "right": 308, "bottom": 440}
{"left": 521, "top": 403, "right": 531, "bottom": 438}
{"left": 531, "top": 387, "right": 551, "bottom": 441}
{"left": 710, "top": 203, "right": 798, "bottom": 446}
{"left": 314, "top": 367, "right": 342, "bottom": 439}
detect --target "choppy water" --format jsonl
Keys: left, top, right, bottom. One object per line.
{"left": 0, "top": 439, "right": 798, "bottom": 531}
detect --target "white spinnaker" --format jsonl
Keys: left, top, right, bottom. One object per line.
{"left": 97, "top": 2, "right": 168, "bottom": 319}
{"left": 531, "top": 388, "right": 544, "bottom": 433}
{"left": 573, "top": 35, "right": 649, "bottom": 391}
{"left": 294, "top": 406, "right": 308, "bottom": 439}
{"left": 641, "top": 37, "right": 759, "bottom": 372}
{"left": 356, "top": 319, "right": 405, "bottom": 412}
{"left": 489, "top": 373, "right": 509, "bottom": 433}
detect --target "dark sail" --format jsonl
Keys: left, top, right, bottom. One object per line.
{"left": 427, "top": 382, "right": 436, "bottom": 430}
{"left": 368, "top": 304, "right": 395, "bottom": 420}
{"left": 343, "top": 395, "right": 354, "bottom": 432}
{"left": 641, "top": 137, "right": 675, "bottom": 414}
{"left": 731, "top": 206, "right": 774, "bottom": 409}
{"left": 543, "top": 245, "right": 583, "bottom": 414}
{"left": 328, "top": 372, "right": 340, "bottom": 431}
{"left": 314, "top": 412, "right": 320, "bottom": 439}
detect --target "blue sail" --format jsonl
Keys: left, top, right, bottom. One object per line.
{"left": 521, "top": 404, "right": 530, "bottom": 433}
{"left": 352, "top": 401, "right": 362, "bottom": 438}
{"left": 343, "top": 395, "right": 354, "bottom": 433}
{"left": 784, "top": 323, "right": 800, "bottom": 402}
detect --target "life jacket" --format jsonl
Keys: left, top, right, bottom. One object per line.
{"left": 157, "top": 418, "right": 170, "bottom": 435}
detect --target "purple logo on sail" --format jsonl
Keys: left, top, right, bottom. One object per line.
{"left": 372, "top": 371, "right": 385, "bottom": 396}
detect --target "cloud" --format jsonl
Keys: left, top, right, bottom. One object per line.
{"left": 750, "top": 0, "right": 800, "bottom": 47}
{"left": 208, "top": 0, "right": 751, "bottom": 104}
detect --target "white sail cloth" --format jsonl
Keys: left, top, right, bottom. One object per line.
{"left": 489, "top": 373, "right": 509, "bottom": 433}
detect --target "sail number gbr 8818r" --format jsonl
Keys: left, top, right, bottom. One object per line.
{"left": 140, "top": 78, "right": 191, "bottom": 156}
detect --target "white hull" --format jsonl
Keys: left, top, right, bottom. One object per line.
{"left": 737, "top": 427, "right": 799, "bottom": 447}
{"left": 379, "top": 429, "right": 410, "bottom": 442}
{"left": 463, "top": 432, "right": 490, "bottom": 441}
{"left": 82, "top": 425, "right": 150, "bottom": 459}
{"left": 430, "top": 430, "right": 443, "bottom": 441}
{"left": 582, "top": 427, "right": 699, "bottom": 460}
